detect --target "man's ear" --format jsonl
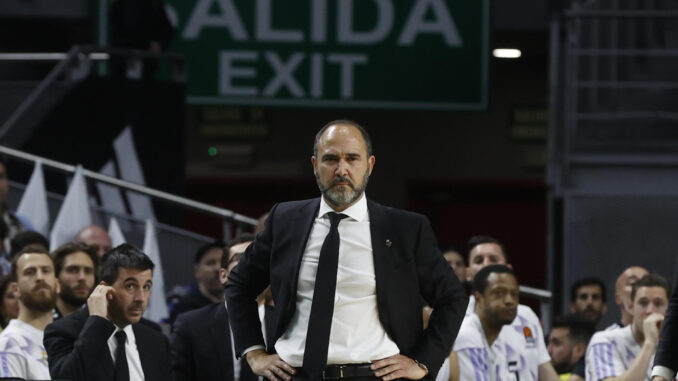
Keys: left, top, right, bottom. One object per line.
{"left": 368, "top": 155, "right": 375, "bottom": 175}
{"left": 219, "top": 268, "right": 228, "bottom": 285}
{"left": 506, "top": 263, "right": 513, "bottom": 269}
{"left": 311, "top": 155, "right": 318, "bottom": 175}
{"left": 569, "top": 303, "right": 577, "bottom": 314}
{"left": 473, "top": 291, "right": 483, "bottom": 314}
{"left": 602, "top": 303, "right": 608, "bottom": 315}
{"left": 572, "top": 342, "right": 587, "bottom": 361}
{"left": 465, "top": 268, "right": 473, "bottom": 282}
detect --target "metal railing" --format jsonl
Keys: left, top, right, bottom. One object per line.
{"left": 0, "top": 45, "right": 185, "bottom": 143}
{"left": 0, "top": 145, "right": 258, "bottom": 238}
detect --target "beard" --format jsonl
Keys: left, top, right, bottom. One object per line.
{"left": 59, "top": 283, "right": 90, "bottom": 308}
{"left": 20, "top": 283, "right": 57, "bottom": 313}
{"left": 552, "top": 352, "right": 575, "bottom": 374}
{"left": 316, "top": 170, "right": 369, "bottom": 208}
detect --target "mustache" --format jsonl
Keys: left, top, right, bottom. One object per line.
{"left": 32, "top": 282, "right": 53, "bottom": 292}
{"left": 331, "top": 176, "right": 354, "bottom": 188}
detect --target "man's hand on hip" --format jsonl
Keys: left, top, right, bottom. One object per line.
{"left": 371, "top": 354, "right": 427, "bottom": 380}
{"left": 246, "top": 349, "right": 296, "bottom": 381}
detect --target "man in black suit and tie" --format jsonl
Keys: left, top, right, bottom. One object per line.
{"left": 651, "top": 259, "right": 678, "bottom": 381}
{"left": 44, "top": 244, "right": 171, "bottom": 381}
{"left": 226, "top": 120, "right": 468, "bottom": 381}
{"left": 170, "top": 234, "right": 259, "bottom": 381}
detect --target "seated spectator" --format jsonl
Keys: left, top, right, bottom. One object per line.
{"left": 569, "top": 277, "right": 607, "bottom": 326}
{"left": 442, "top": 245, "right": 466, "bottom": 283}
{"left": 73, "top": 225, "right": 113, "bottom": 259}
{"left": 445, "top": 265, "right": 518, "bottom": 381}
{"left": 0, "top": 274, "right": 18, "bottom": 330}
{"left": 547, "top": 315, "right": 595, "bottom": 381}
{"left": 586, "top": 274, "right": 669, "bottom": 381}
{"left": 0, "top": 246, "right": 57, "bottom": 379}
{"left": 51, "top": 242, "right": 98, "bottom": 319}
{"left": 0, "top": 157, "right": 35, "bottom": 238}
{"left": 461, "top": 235, "right": 558, "bottom": 381}
{"left": 614, "top": 266, "right": 649, "bottom": 328}
{"left": 44, "top": 244, "right": 171, "bottom": 381}
{"left": 9, "top": 230, "right": 49, "bottom": 260}
{"left": 169, "top": 241, "right": 226, "bottom": 326}
{"left": 170, "top": 234, "right": 257, "bottom": 381}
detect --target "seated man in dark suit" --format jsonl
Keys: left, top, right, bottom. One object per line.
{"left": 44, "top": 243, "right": 171, "bottom": 381}
{"left": 169, "top": 241, "right": 226, "bottom": 327}
{"left": 171, "top": 234, "right": 258, "bottom": 381}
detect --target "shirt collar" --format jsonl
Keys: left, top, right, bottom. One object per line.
{"left": 318, "top": 193, "right": 368, "bottom": 222}
{"left": 112, "top": 323, "right": 137, "bottom": 345}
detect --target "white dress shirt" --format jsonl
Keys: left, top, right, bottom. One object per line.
{"left": 274, "top": 194, "right": 400, "bottom": 366}
{"left": 107, "top": 324, "right": 145, "bottom": 381}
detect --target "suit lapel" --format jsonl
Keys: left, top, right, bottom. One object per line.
{"left": 289, "top": 198, "right": 321, "bottom": 297}
{"left": 134, "top": 325, "right": 154, "bottom": 380}
{"left": 278, "top": 198, "right": 320, "bottom": 339}
{"left": 367, "top": 199, "right": 394, "bottom": 333}
{"left": 210, "top": 303, "right": 231, "bottom": 380}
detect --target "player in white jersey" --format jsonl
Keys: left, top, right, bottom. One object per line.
{"left": 0, "top": 319, "right": 51, "bottom": 379}
{"left": 445, "top": 265, "right": 517, "bottom": 381}
{"left": 460, "top": 235, "right": 558, "bottom": 381}
{"left": 0, "top": 247, "right": 58, "bottom": 379}
{"left": 586, "top": 274, "right": 669, "bottom": 381}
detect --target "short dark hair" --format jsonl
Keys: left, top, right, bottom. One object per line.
{"left": 631, "top": 273, "right": 670, "bottom": 301}
{"left": 313, "top": 120, "right": 373, "bottom": 158}
{"left": 570, "top": 277, "right": 607, "bottom": 303}
{"left": 0, "top": 274, "right": 14, "bottom": 328}
{"left": 472, "top": 264, "right": 516, "bottom": 294}
{"left": 467, "top": 235, "right": 508, "bottom": 263}
{"left": 9, "top": 231, "right": 49, "bottom": 260}
{"left": 11, "top": 245, "right": 51, "bottom": 281}
{"left": 551, "top": 315, "right": 596, "bottom": 345}
{"left": 222, "top": 233, "right": 255, "bottom": 269}
{"left": 51, "top": 242, "right": 98, "bottom": 277}
{"left": 194, "top": 241, "right": 226, "bottom": 264}
{"left": 99, "top": 244, "right": 154, "bottom": 284}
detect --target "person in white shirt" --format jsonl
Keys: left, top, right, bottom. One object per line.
{"left": 461, "top": 235, "right": 559, "bottom": 381}
{"left": 226, "top": 121, "right": 467, "bottom": 381}
{"left": 586, "top": 274, "right": 669, "bottom": 381}
{"left": 0, "top": 245, "right": 58, "bottom": 380}
{"left": 446, "top": 264, "right": 517, "bottom": 381}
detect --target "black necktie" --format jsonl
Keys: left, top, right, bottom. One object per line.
{"left": 302, "top": 212, "right": 347, "bottom": 378}
{"left": 114, "top": 331, "right": 129, "bottom": 381}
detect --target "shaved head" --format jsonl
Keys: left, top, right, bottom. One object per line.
{"left": 615, "top": 266, "right": 649, "bottom": 326}
{"left": 74, "top": 225, "right": 113, "bottom": 259}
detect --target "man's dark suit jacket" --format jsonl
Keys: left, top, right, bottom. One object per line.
{"left": 170, "top": 302, "right": 258, "bottom": 381}
{"left": 169, "top": 287, "right": 214, "bottom": 327}
{"left": 43, "top": 307, "right": 171, "bottom": 381}
{"left": 225, "top": 198, "right": 468, "bottom": 380}
{"left": 654, "top": 259, "right": 678, "bottom": 374}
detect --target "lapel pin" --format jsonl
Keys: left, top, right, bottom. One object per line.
{"left": 385, "top": 240, "right": 392, "bottom": 247}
